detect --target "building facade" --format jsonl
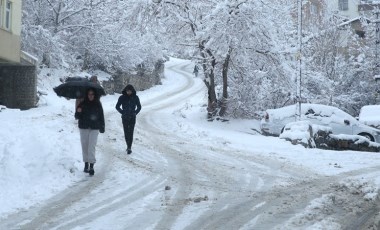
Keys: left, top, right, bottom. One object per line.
{"left": 0, "top": 0, "right": 22, "bottom": 63}
{"left": 326, "top": 0, "right": 380, "bottom": 19}
{"left": 327, "top": 0, "right": 360, "bottom": 19}
{"left": 0, "top": 0, "right": 37, "bottom": 109}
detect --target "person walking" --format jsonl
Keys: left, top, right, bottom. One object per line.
{"left": 115, "top": 84, "right": 141, "bottom": 154}
{"left": 75, "top": 76, "right": 100, "bottom": 113}
{"left": 75, "top": 88, "right": 105, "bottom": 176}
{"left": 193, "top": 65, "right": 199, "bottom": 77}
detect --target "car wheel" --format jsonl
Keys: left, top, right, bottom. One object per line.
{"left": 358, "top": 133, "right": 374, "bottom": 142}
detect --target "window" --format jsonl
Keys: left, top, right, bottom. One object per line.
{"left": 5, "top": 0, "right": 11, "bottom": 30}
{"left": 355, "top": 30, "right": 365, "bottom": 38}
{"left": 339, "top": 0, "right": 348, "bottom": 11}
{"left": 0, "top": 0, "right": 3, "bottom": 28}
{"left": 310, "top": 4, "right": 317, "bottom": 15}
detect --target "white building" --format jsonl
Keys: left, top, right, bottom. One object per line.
{"left": 0, "top": 0, "right": 22, "bottom": 63}
{"left": 327, "top": 0, "right": 380, "bottom": 19}
{"left": 0, "top": 0, "right": 38, "bottom": 110}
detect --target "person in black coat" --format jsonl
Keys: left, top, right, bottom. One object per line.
{"left": 75, "top": 76, "right": 100, "bottom": 114}
{"left": 75, "top": 88, "right": 105, "bottom": 175}
{"left": 115, "top": 84, "right": 141, "bottom": 154}
{"left": 193, "top": 65, "right": 199, "bottom": 77}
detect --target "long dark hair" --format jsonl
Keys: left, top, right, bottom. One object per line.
{"left": 84, "top": 88, "right": 101, "bottom": 104}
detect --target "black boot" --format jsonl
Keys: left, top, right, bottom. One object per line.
{"left": 84, "top": 162, "right": 89, "bottom": 173}
{"left": 89, "top": 163, "right": 95, "bottom": 176}
{"left": 127, "top": 148, "right": 132, "bottom": 154}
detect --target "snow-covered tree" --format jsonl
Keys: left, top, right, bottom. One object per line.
{"left": 21, "top": 0, "right": 380, "bottom": 118}
{"left": 22, "top": 0, "right": 164, "bottom": 72}
{"left": 128, "top": 0, "right": 298, "bottom": 118}
{"left": 301, "top": 8, "right": 378, "bottom": 116}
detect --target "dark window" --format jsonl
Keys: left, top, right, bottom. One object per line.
{"left": 0, "top": 0, "right": 3, "bottom": 28}
{"left": 5, "top": 0, "right": 11, "bottom": 30}
{"left": 339, "top": 0, "right": 348, "bottom": 11}
{"left": 305, "top": 109, "right": 315, "bottom": 115}
{"left": 355, "top": 30, "right": 365, "bottom": 38}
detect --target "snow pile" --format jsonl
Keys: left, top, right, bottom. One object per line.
{"left": 282, "top": 179, "right": 378, "bottom": 229}
{"left": 0, "top": 102, "right": 82, "bottom": 218}
{"left": 330, "top": 134, "right": 380, "bottom": 148}
{"left": 311, "top": 124, "right": 332, "bottom": 134}
{"left": 280, "top": 121, "right": 315, "bottom": 148}
{"left": 266, "top": 104, "right": 355, "bottom": 125}
{"left": 359, "top": 105, "right": 380, "bottom": 128}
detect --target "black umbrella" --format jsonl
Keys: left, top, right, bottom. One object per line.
{"left": 53, "top": 80, "right": 106, "bottom": 99}
{"left": 65, "top": 76, "right": 88, "bottom": 82}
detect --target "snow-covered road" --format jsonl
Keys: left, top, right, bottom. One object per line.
{"left": 2, "top": 58, "right": 380, "bottom": 229}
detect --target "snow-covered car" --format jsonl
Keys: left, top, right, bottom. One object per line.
{"left": 260, "top": 103, "right": 380, "bottom": 143}
{"left": 359, "top": 105, "right": 380, "bottom": 129}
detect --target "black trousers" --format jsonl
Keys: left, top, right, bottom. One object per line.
{"left": 122, "top": 117, "right": 136, "bottom": 149}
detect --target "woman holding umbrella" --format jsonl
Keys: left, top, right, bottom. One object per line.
{"left": 75, "top": 88, "right": 105, "bottom": 176}
{"left": 75, "top": 76, "right": 100, "bottom": 112}
{"left": 115, "top": 84, "right": 141, "bottom": 154}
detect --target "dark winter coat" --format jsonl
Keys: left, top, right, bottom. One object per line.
{"left": 115, "top": 84, "right": 141, "bottom": 120}
{"left": 75, "top": 99, "right": 105, "bottom": 133}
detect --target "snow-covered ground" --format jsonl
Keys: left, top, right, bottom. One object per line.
{"left": 1, "top": 58, "right": 380, "bottom": 229}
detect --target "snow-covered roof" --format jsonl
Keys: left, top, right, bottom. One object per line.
{"left": 359, "top": 105, "right": 380, "bottom": 127}
{"left": 338, "top": 16, "right": 371, "bottom": 27}
{"left": 267, "top": 103, "right": 355, "bottom": 122}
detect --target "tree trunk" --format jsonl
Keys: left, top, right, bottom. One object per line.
{"left": 207, "top": 80, "right": 217, "bottom": 118}
{"left": 205, "top": 53, "right": 217, "bottom": 119}
{"left": 199, "top": 42, "right": 218, "bottom": 119}
{"left": 82, "top": 49, "right": 90, "bottom": 70}
{"left": 202, "top": 63, "right": 217, "bottom": 119}
{"left": 53, "top": 3, "right": 62, "bottom": 34}
{"left": 219, "top": 47, "right": 232, "bottom": 117}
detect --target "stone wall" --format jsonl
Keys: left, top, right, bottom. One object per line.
{"left": 314, "top": 131, "right": 380, "bottom": 152}
{"left": 281, "top": 123, "right": 380, "bottom": 152}
{"left": 0, "top": 64, "right": 37, "bottom": 109}
{"left": 102, "top": 60, "right": 165, "bottom": 94}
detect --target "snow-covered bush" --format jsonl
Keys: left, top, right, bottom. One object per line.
{"left": 280, "top": 121, "right": 316, "bottom": 148}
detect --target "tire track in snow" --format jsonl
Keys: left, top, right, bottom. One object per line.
{"left": 0, "top": 138, "right": 113, "bottom": 230}
{"left": 2, "top": 60, "right": 203, "bottom": 230}
{"left": 138, "top": 61, "right": 380, "bottom": 229}
{"left": 183, "top": 147, "right": 380, "bottom": 229}
{"left": 135, "top": 61, "right": 300, "bottom": 229}
{"left": 0, "top": 64, "right": 189, "bottom": 229}
{"left": 134, "top": 61, "right": 301, "bottom": 229}
{"left": 136, "top": 61, "right": 207, "bottom": 229}
{"left": 2, "top": 59, "right": 379, "bottom": 229}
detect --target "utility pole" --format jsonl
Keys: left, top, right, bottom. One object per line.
{"left": 374, "top": 9, "right": 380, "bottom": 103}
{"left": 296, "top": 0, "right": 302, "bottom": 120}
{"left": 375, "top": 10, "right": 380, "bottom": 74}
